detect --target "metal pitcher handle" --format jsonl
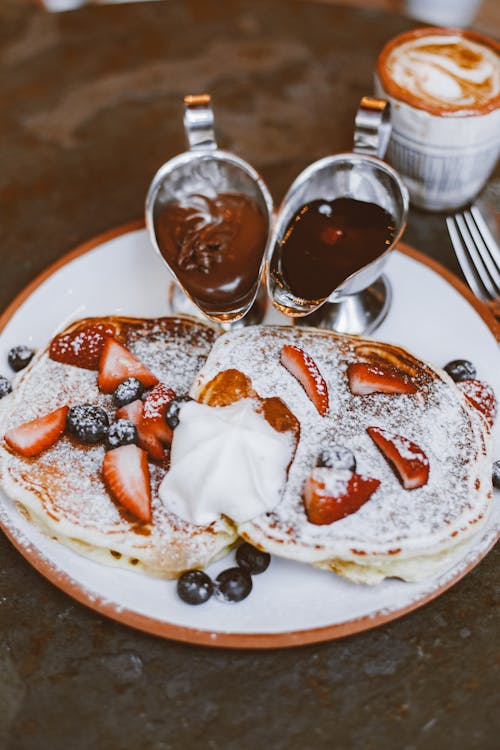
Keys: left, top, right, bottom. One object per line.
{"left": 183, "top": 94, "right": 217, "bottom": 151}
{"left": 353, "top": 97, "right": 391, "bottom": 159}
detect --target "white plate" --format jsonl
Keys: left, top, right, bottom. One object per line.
{"left": 0, "top": 225, "right": 498, "bottom": 648}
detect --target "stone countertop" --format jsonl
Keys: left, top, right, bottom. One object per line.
{"left": 0, "top": 1, "right": 499, "bottom": 749}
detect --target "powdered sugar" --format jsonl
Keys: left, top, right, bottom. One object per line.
{"left": 194, "top": 325, "right": 492, "bottom": 566}
{"left": 0, "top": 316, "right": 235, "bottom": 575}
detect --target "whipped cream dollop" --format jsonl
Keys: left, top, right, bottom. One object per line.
{"left": 159, "top": 399, "right": 293, "bottom": 526}
{"left": 385, "top": 34, "right": 499, "bottom": 112}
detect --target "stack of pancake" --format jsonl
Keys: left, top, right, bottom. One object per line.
{"left": 0, "top": 317, "right": 493, "bottom": 584}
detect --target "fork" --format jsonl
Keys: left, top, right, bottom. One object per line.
{"left": 446, "top": 205, "right": 500, "bottom": 320}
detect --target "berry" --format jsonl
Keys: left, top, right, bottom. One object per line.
{"left": 317, "top": 446, "right": 356, "bottom": 472}
{"left": 215, "top": 567, "right": 253, "bottom": 603}
{"left": 492, "top": 460, "right": 500, "bottom": 490}
{"left": 116, "top": 400, "right": 165, "bottom": 461}
{"left": 142, "top": 383, "right": 177, "bottom": 443}
{"left": 304, "top": 468, "right": 380, "bottom": 525}
{"left": 113, "top": 377, "right": 145, "bottom": 408}
{"left": 177, "top": 570, "right": 214, "bottom": 605}
{"left": 4, "top": 406, "right": 69, "bottom": 458}
{"left": 0, "top": 376, "right": 12, "bottom": 400}
{"left": 280, "top": 344, "right": 329, "bottom": 416}
{"left": 444, "top": 359, "right": 477, "bottom": 383}
{"left": 103, "top": 444, "right": 151, "bottom": 522}
{"left": 106, "top": 419, "right": 138, "bottom": 450}
{"left": 49, "top": 322, "right": 117, "bottom": 370}
{"left": 457, "top": 379, "right": 496, "bottom": 428}
{"left": 66, "top": 404, "right": 109, "bottom": 445}
{"left": 98, "top": 338, "right": 158, "bottom": 394}
{"left": 347, "top": 362, "right": 416, "bottom": 395}
{"left": 236, "top": 543, "right": 271, "bottom": 575}
{"left": 8, "top": 345, "right": 35, "bottom": 372}
{"left": 367, "top": 426, "right": 429, "bottom": 490}
{"left": 165, "top": 396, "right": 192, "bottom": 430}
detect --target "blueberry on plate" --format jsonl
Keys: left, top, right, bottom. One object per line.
{"left": 8, "top": 345, "right": 35, "bottom": 372}
{"left": 444, "top": 359, "right": 476, "bottom": 383}
{"left": 165, "top": 396, "right": 192, "bottom": 430}
{"left": 215, "top": 567, "right": 253, "bottom": 603}
{"left": 236, "top": 542, "right": 271, "bottom": 575}
{"left": 0, "top": 376, "right": 12, "bottom": 400}
{"left": 106, "top": 419, "right": 138, "bottom": 450}
{"left": 113, "top": 377, "right": 145, "bottom": 408}
{"left": 317, "top": 445, "right": 356, "bottom": 472}
{"left": 492, "top": 460, "right": 500, "bottom": 490}
{"left": 177, "top": 569, "right": 214, "bottom": 605}
{"left": 66, "top": 404, "right": 109, "bottom": 444}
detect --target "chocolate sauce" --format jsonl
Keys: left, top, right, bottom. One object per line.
{"left": 280, "top": 198, "right": 395, "bottom": 301}
{"left": 154, "top": 192, "right": 268, "bottom": 313}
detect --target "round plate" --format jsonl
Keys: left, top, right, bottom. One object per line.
{"left": 0, "top": 223, "right": 499, "bottom": 648}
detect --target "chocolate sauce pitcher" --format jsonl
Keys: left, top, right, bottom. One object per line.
{"left": 146, "top": 95, "right": 273, "bottom": 325}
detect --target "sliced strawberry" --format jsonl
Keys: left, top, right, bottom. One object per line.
{"left": 367, "top": 426, "right": 429, "bottom": 490}
{"left": 103, "top": 444, "right": 152, "bottom": 522}
{"left": 142, "top": 383, "right": 176, "bottom": 444}
{"left": 4, "top": 406, "right": 68, "bottom": 458}
{"left": 116, "top": 400, "right": 165, "bottom": 462}
{"left": 348, "top": 362, "right": 416, "bottom": 395}
{"left": 98, "top": 339, "right": 158, "bottom": 393}
{"left": 280, "top": 344, "right": 329, "bottom": 416}
{"left": 304, "top": 468, "right": 380, "bottom": 525}
{"left": 49, "top": 323, "right": 117, "bottom": 370}
{"left": 457, "top": 379, "right": 497, "bottom": 428}
{"left": 116, "top": 399, "right": 143, "bottom": 424}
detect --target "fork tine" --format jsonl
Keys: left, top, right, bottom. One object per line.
{"left": 454, "top": 212, "right": 499, "bottom": 300}
{"left": 470, "top": 205, "right": 500, "bottom": 267}
{"left": 446, "top": 216, "right": 488, "bottom": 300}
{"left": 463, "top": 209, "right": 500, "bottom": 294}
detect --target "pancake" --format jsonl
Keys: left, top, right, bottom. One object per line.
{"left": 0, "top": 316, "right": 237, "bottom": 578}
{"left": 189, "top": 325, "right": 493, "bottom": 584}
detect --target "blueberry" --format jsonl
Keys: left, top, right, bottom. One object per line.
{"left": 177, "top": 569, "right": 214, "bottom": 605}
{"left": 106, "top": 419, "right": 138, "bottom": 450}
{"left": 493, "top": 460, "right": 500, "bottom": 490}
{"left": 236, "top": 543, "right": 271, "bottom": 575}
{"left": 444, "top": 359, "right": 477, "bottom": 383}
{"left": 317, "top": 445, "right": 356, "bottom": 472}
{"left": 0, "top": 376, "right": 12, "bottom": 400}
{"left": 8, "top": 345, "right": 35, "bottom": 372}
{"left": 215, "top": 567, "right": 252, "bottom": 603}
{"left": 113, "top": 377, "right": 145, "bottom": 408}
{"left": 165, "top": 396, "right": 192, "bottom": 430}
{"left": 66, "top": 404, "right": 109, "bottom": 444}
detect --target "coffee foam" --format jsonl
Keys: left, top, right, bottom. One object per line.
{"left": 384, "top": 34, "right": 499, "bottom": 113}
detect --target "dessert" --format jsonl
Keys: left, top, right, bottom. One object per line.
{"left": 0, "top": 316, "right": 237, "bottom": 577}
{"left": 171, "top": 325, "right": 494, "bottom": 584}
{"left": 0, "top": 318, "right": 495, "bottom": 591}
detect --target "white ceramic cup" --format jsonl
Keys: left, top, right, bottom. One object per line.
{"left": 403, "top": 0, "right": 482, "bottom": 28}
{"left": 375, "top": 28, "right": 500, "bottom": 211}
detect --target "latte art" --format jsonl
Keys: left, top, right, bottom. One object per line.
{"left": 385, "top": 34, "right": 500, "bottom": 113}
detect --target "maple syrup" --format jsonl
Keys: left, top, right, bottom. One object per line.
{"left": 280, "top": 197, "right": 395, "bottom": 301}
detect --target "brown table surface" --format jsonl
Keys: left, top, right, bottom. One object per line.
{"left": 1, "top": 2, "right": 499, "bottom": 749}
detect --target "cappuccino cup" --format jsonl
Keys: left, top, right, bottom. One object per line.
{"left": 375, "top": 28, "right": 500, "bottom": 211}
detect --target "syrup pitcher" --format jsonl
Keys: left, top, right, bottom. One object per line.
{"left": 267, "top": 97, "right": 409, "bottom": 335}
{"left": 146, "top": 94, "right": 274, "bottom": 325}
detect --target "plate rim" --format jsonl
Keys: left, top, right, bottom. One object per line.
{"left": 0, "top": 221, "right": 498, "bottom": 649}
